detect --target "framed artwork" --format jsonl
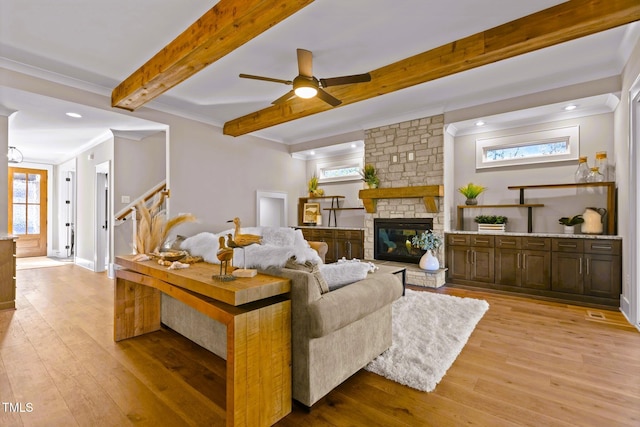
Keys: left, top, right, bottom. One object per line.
{"left": 303, "top": 202, "right": 320, "bottom": 224}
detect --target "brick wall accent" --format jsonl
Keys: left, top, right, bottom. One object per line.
{"left": 364, "top": 114, "right": 445, "bottom": 286}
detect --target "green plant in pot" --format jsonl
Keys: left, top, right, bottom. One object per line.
{"left": 307, "top": 174, "right": 324, "bottom": 196}
{"left": 474, "top": 215, "right": 508, "bottom": 224}
{"left": 360, "top": 164, "right": 380, "bottom": 189}
{"left": 475, "top": 215, "right": 508, "bottom": 232}
{"left": 559, "top": 214, "right": 584, "bottom": 234}
{"left": 458, "top": 183, "right": 486, "bottom": 205}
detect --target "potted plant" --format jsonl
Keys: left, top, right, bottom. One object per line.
{"left": 558, "top": 214, "right": 584, "bottom": 234}
{"left": 307, "top": 174, "right": 324, "bottom": 196}
{"left": 411, "top": 230, "right": 443, "bottom": 271}
{"left": 458, "top": 183, "right": 486, "bottom": 205}
{"left": 360, "top": 164, "right": 380, "bottom": 189}
{"left": 474, "top": 215, "right": 508, "bottom": 233}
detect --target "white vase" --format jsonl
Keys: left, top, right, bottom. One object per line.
{"left": 419, "top": 250, "right": 440, "bottom": 271}
{"left": 563, "top": 225, "right": 575, "bottom": 234}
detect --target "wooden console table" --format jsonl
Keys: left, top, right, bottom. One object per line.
{"left": 114, "top": 256, "right": 291, "bottom": 427}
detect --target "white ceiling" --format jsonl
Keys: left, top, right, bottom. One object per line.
{"left": 1, "top": 0, "right": 639, "bottom": 164}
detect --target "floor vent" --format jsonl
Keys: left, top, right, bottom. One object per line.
{"left": 585, "top": 310, "right": 635, "bottom": 329}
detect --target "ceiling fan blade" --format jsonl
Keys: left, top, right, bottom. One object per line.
{"left": 297, "top": 49, "right": 313, "bottom": 77}
{"left": 320, "top": 73, "right": 371, "bottom": 88}
{"left": 272, "top": 90, "right": 297, "bottom": 105}
{"left": 239, "top": 73, "right": 292, "bottom": 85}
{"left": 316, "top": 88, "right": 342, "bottom": 107}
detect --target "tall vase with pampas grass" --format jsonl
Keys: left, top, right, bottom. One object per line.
{"left": 135, "top": 193, "right": 196, "bottom": 254}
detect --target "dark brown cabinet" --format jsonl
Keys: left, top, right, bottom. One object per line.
{"left": 446, "top": 233, "right": 621, "bottom": 307}
{"left": 495, "top": 236, "right": 550, "bottom": 290}
{"left": 551, "top": 238, "right": 621, "bottom": 300}
{"left": 446, "top": 234, "right": 494, "bottom": 283}
{"left": 298, "top": 227, "right": 364, "bottom": 263}
{"left": 0, "top": 238, "right": 17, "bottom": 311}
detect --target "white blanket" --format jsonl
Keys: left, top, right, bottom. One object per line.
{"left": 181, "top": 227, "right": 322, "bottom": 269}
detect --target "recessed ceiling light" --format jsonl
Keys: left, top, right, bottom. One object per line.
{"left": 309, "top": 150, "right": 316, "bottom": 156}
{"left": 564, "top": 104, "right": 577, "bottom": 111}
{"left": 66, "top": 112, "right": 82, "bottom": 118}
{"left": 351, "top": 143, "right": 356, "bottom": 148}
{"left": 475, "top": 120, "right": 485, "bottom": 127}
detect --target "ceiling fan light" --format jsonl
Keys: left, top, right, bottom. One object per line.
{"left": 294, "top": 86, "right": 317, "bottom": 99}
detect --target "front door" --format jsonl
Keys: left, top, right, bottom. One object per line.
{"left": 8, "top": 167, "right": 48, "bottom": 257}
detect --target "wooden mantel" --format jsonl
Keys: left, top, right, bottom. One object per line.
{"left": 358, "top": 185, "right": 444, "bottom": 213}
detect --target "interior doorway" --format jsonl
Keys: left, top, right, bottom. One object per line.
{"left": 8, "top": 167, "right": 48, "bottom": 257}
{"left": 95, "top": 162, "right": 109, "bottom": 272}
{"left": 256, "top": 191, "right": 288, "bottom": 227}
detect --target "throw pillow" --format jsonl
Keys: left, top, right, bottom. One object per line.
{"left": 319, "top": 261, "right": 372, "bottom": 291}
{"left": 285, "top": 257, "right": 329, "bottom": 294}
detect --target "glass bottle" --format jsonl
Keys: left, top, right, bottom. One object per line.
{"left": 595, "top": 151, "right": 608, "bottom": 181}
{"left": 586, "top": 166, "right": 604, "bottom": 183}
{"left": 574, "top": 156, "right": 590, "bottom": 183}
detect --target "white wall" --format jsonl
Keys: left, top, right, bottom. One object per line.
{"left": 453, "top": 113, "right": 615, "bottom": 233}
{"left": 0, "top": 113, "right": 9, "bottom": 234}
{"left": 615, "top": 36, "right": 640, "bottom": 323}
{"left": 74, "top": 135, "right": 113, "bottom": 270}
{"left": 113, "top": 131, "right": 166, "bottom": 256}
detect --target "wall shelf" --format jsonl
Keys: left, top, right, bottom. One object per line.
{"left": 508, "top": 182, "right": 616, "bottom": 235}
{"left": 298, "top": 196, "right": 346, "bottom": 227}
{"left": 358, "top": 185, "right": 444, "bottom": 213}
{"left": 457, "top": 204, "right": 544, "bottom": 233}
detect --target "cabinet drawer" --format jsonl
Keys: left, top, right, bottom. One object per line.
{"left": 495, "top": 236, "right": 521, "bottom": 249}
{"left": 447, "top": 234, "right": 494, "bottom": 247}
{"left": 335, "top": 230, "right": 363, "bottom": 239}
{"left": 552, "top": 239, "right": 584, "bottom": 252}
{"left": 470, "top": 235, "right": 494, "bottom": 247}
{"left": 447, "top": 234, "right": 469, "bottom": 246}
{"left": 584, "top": 239, "right": 621, "bottom": 255}
{"left": 522, "top": 237, "right": 551, "bottom": 251}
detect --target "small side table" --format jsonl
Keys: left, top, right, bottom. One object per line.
{"left": 373, "top": 264, "right": 407, "bottom": 296}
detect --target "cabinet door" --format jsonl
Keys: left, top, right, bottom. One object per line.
{"left": 0, "top": 240, "right": 16, "bottom": 308}
{"left": 584, "top": 254, "right": 621, "bottom": 299}
{"left": 521, "top": 250, "right": 551, "bottom": 290}
{"left": 551, "top": 252, "right": 583, "bottom": 294}
{"left": 335, "top": 230, "right": 363, "bottom": 260}
{"left": 495, "top": 248, "right": 521, "bottom": 286}
{"left": 470, "top": 247, "right": 494, "bottom": 283}
{"left": 447, "top": 246, "right": 470, "bottom": 281}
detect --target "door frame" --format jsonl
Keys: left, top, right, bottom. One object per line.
{"left": 95, "top": 161, "right": 110, "bottom": 273}
{"left": 8, "top": 163, "right": 54, "bottom": 257}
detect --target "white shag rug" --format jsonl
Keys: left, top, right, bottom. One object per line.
{"left": 365, "top": 289, "right": 489, "bottom": 392}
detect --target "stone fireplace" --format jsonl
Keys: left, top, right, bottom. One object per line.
{"left": 363, "top": 114, "right": 445, "bottom": 287}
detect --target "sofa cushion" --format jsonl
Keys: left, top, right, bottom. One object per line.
{"left": 307, "top": 272, "right": 402, "bottom": 338}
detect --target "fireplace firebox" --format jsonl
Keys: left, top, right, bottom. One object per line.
{"left": 374, "top": 218, "right": 434, "bottom": 264}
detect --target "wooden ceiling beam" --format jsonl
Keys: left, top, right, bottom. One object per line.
{"left": 223, "top": 0, "right": 640, "bottom": 137}
{"left": 111, "top": 0, "right": 314, "bottom": 111}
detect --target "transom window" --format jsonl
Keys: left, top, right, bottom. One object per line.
{"left": 476, "top": 125, "right": 579, "bottom": 169}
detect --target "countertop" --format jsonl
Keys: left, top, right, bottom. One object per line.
{"left": 295, "top": 226, "right": 365, "bottom": 231}
{"left": 446, "top": 230, "right": 622, "bottom": 240}
{"left": 0, "top": 234, "right": 18, "bottom": 241}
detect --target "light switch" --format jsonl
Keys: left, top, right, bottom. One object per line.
{"left": 121, "top": 195, "right": 130, "bottom": 204}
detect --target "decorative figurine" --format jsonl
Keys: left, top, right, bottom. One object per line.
{"left": 225, "top": 217, "right": 261, "bottom": 277}
{"left": 213, "top": 236, "right": 236, "bottom": 281}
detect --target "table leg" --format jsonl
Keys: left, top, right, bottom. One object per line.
{"left": 114, "top": 276, "right": 161, "bottom": 341}
{"left": 226, "top": 300, "right": 291, "bottom": 427}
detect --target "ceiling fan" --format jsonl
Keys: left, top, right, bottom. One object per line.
{"left": 239, "top": 48, "right": 371, "bottom": 107}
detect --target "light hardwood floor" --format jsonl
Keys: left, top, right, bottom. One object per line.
{"left": 1, "top": 264, "right": 639, "bottom": 426}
